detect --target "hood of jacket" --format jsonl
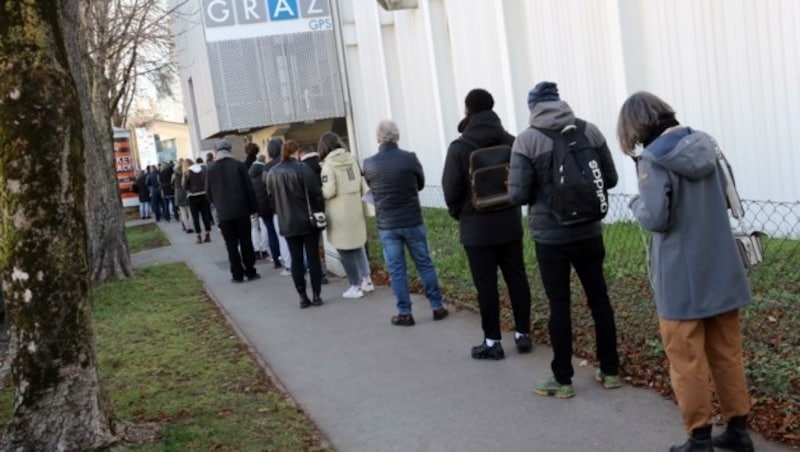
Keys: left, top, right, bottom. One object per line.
{"left": 324, "top": 148, "right": 356, "bottom": 168}
{"left": 458, "top": 110, "right": 512, "bottom": 146}
{"left": 641, "top": 128, "right": 716, "bottom": 180}
{"left": 249, "top": 161, "right": 266, "bottom": 178}
{"left": 189, "top": 163, "right": 203, "bottom": 174}
{"left": 216, "top": 150, "right": 235, "bottom": 160}
{"left": 529, "top": 100, "right": 576, "bottom": 131}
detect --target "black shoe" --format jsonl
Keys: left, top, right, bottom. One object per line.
{"left": 391, "top": 314, "right": 415, "bottom": 326}
{"left": 515, "top": 334, "right": 533, "bottom": 353}
{"left": 311, "top": 294, "right": 324, "bottom": 306}
{"left": 320, "top": 275, "right": 329, "bottom": 285}
{"left": 246, "top": 273, "right": 261, "bottom": 282}
{"left": 471, "top": 342, "right": 505, "bottom": 360}
{"left": 231, "top": 277, "right": 244, "bottom": 284}
{"left": 274, "top": 262, "right": 283, "bottom": 269}
{"left": 432, "top": 308, "right": 449, "bottom": 321}
{"left": 670, "top": 426, "right": 713, "bottom": 452}
{"left": 712, "top": 416, "right": 754, "bottom": 452}
{"left": 299, "top": 293, "right": 312, "bottom": 309}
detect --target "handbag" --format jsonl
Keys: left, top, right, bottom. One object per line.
{"left": 302, "top": 171, "right": 327, "bottom": 230}
{"left": 712, "top": 139, "right": 766, "bottom": 268}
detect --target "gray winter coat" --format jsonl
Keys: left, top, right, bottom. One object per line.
{"left": 508, "top": 101, "right": 617, "bottom": 244}
{"left": 630, "top": 127, "right": 750, "bottom": 320}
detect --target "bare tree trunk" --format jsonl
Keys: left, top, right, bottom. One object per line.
{"left": 0, "top": 0, "right": 117, "bottom": 448}
{"left": 75, "top": 0, "right": 133, "bottom": 284}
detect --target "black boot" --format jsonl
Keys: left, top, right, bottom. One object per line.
{"left": 311, "top": 293, "right": 323, "bottom": 307}
{"left": 670, "top": 426, "right": 713, "bottom": 452}
{"left": 299, "top": 292, "right": 312, "bottom": 309}
{"left": 712, "top": 415, "right": 754, "bottom": 452}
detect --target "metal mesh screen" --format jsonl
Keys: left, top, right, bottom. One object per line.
{"left": 207, "top": 30, "right": 345, "bottom": 130}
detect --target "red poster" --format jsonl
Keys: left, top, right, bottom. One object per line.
{"left": 114, "top": 133, "right": 137, "bottom": 205}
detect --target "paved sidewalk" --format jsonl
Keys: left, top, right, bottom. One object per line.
{"left": 133, "top": 221, "right": 789, "bottom": 452}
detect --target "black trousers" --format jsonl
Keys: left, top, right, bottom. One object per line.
{"left": 535, "top": 235, "right": 619, "bottom": 384}
{"left": 464, "top": 240, "right": 532, "bottom": 340}
{"left": 188, "top": 195, "right": 213, "bottom": 233}
{"left": 219, "top": 217, "right": 257, "bottom": 280}
{"left": 286, "top": 232, "right": 322, "bottom": 296}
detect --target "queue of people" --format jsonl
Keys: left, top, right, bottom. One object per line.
{"left": 142, "top": 81, "right": 754, "bottom": 452}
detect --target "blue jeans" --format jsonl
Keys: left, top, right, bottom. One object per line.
{"left": 378, "top": 225, "right": 443, "bottom": 315}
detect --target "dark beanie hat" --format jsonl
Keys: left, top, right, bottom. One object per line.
{"left": 527, "top": 81, "right": 560, "bottom": 111}
{"left": 464, "top": 88, "right": 494, "bottom": 114}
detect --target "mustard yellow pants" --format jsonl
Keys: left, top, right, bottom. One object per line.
{"left": 659, "top": 309, "right": 751, "bottom": 434}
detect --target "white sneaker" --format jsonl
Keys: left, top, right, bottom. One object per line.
{"left": 360, "top": 280, "right": 375, "bottom": 293}
{"left": 342, "top": 287, "right": 364, "bottom": 299}
{"left": 279, "top": 268, "right": 292, "bottom": 277}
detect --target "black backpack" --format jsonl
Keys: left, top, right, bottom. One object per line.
{"left": 460, "top": 137, "right": 513, "bottom": 212}
{"left": 533, "top": 119, "right": 609, "bottom": 225}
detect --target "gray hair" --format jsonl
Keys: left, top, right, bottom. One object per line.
{"left": 376, "top": 120, "right": 400, "bottom": 144}
{"left": 257, "top": 154, "right": 266, "bottom": 162}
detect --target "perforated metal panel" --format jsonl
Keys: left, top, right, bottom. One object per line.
{"left": 207, "top": 30, "right": 345, "bottom": 130}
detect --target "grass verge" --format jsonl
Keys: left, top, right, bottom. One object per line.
{"left": 0, "top": 263, "right": 330, "bottom": 451}
{"left": 367, "top": 207, "right": 800, "bottom": 446}
{"left": 127, "top": 223, "right": 170, "bottom": 254}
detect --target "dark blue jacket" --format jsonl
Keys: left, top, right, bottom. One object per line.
{"left": 363, "top": 142, "right": 425, "bottom": 230}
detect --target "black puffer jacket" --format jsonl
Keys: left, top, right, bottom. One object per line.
{"left": 159, "top": 166, "right": 175, "bottom": 197}
{"left": 442, "top": 110, "right": 522, "bottom": 246}
{"left": 363, "top": 142, "right": 425, "bottom": 230}
{"left": 206, "top": 152, "right": 257, "bottom": 222}
{"left": 249, "top": 161, "right": 272, "bottom": 217}
{"left": 184, "top": 163, "right": 207, "bottom": 196}
{"left": 266, "top": 159, "right": 322, "bottom": 238}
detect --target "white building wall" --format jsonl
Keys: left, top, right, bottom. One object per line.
{"left": 172, "top": 0, "right": 219, "bottom": 155}
{"left": 339, "top": 0, "right": 800, "bottom": 204}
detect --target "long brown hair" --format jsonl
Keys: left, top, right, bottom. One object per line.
{"left": 317, "top": 132, "right": 346, "bottom": 160}
{"left": 617, "top": 91, "right": 676, "bottom": 155}
{"left": 281, "top": 139, "right": 300, "bottom": 162}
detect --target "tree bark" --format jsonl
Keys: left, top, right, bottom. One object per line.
{"left": 74, "top": 0, "right": 133, "bottom": 285}
{"left": 0, "top": 0, "right": 117, "bottom": 448}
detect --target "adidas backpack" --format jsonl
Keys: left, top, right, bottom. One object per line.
{"left": 534, "top": 119, "right": 609, "bottom": 225}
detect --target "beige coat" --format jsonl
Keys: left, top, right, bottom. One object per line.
{"left": 321, "top": 148, "right": 367, "bottom": 250}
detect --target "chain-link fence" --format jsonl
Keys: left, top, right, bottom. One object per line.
{"left": 366, "top": 188, "right": 800, "bottom": 442}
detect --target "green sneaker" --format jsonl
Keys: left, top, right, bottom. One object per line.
{"left": 595, "top": 369, "right": 622, "bottom": 389}
{"left": 533, "top": 377, "right": 575, "bottom": 399}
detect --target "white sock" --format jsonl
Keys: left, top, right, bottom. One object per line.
{"left": 485, "top": 338, "right": 498, "bottom": 347}
{"left": 515, "top": 332, "right": 527, "bottom": 339}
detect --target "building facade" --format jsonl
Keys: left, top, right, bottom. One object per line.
{"left": 172, "top": 0, "right": 800, "bottom": 232}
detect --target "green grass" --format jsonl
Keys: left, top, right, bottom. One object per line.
{"left": 0, "top": 263, "right": 330, "bottom": 450}
{"left": 127, "top": 223, "right": 170, "bottom": 254}
{"left": 367, "top": 207, "right": 800, "bottom": 444}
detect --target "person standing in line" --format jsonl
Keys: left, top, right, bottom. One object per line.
{"left": 184, "top": 157, "right": 213, "bottom": 244}
{"left": 300, "top": 144, "right": 330, "bottom": 285}
{"left": 508, "top": 81, "right": 621, "bottom": 399}
{"left": 244, "top": 142, "right": 258, "bottom": 170}
{"left": 318, "top": 132, "right": 375, "bottom": 299}
{"left": 206, "top": 139, "right": 260, "bottom": 283}
{"left": 174, "top": 159, "right": 193, "bottom": 233}
{"left": 267, "top": 140, "right": 325, "bottom": 309}
{"left": 133, "top": 169, "right": 151, "bottom": 219}
{"left": 618, "top": 92, "right": 754, "bottom": 452}
{"left": 363, "top": 120, "right": 448, "bottom": 326}
{"left": 146, "top": 165, "right": 163, "bottom": 222}
{"left": 442, "top": 89, "right": 532, "bottom": 360}
{"left": 264, "top": 138, "right": 286, "bottom": 270}
{"left": 159, "top": 162, "right": 176, "bottom": 222}
{"left": 249, "top": 151, "right": 271, "bottom": 260}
